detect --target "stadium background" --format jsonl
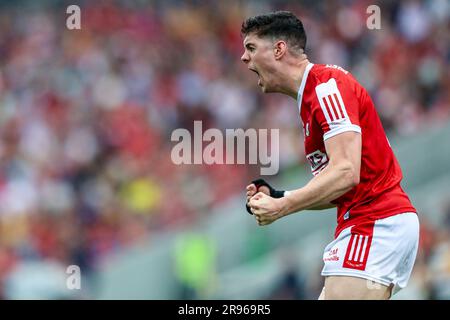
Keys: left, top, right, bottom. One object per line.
{"left": 0, "top": 0, "right": 449, "bottom": 299}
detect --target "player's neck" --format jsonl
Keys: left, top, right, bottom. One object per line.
{"left": 280, "top": 57, "right": 310, "bottom": 100}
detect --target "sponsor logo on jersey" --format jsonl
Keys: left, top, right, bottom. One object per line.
{"left": 324, "top": 247, "right": 340, "bottom": 262}
{"left": 306, "top": 149, "right": 329, "bottom": 175}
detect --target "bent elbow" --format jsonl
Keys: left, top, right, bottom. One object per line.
{"left": 349, "top": 172, "right": 360, "bottom": 187}
{"left": 342, "top": 165, "right": 360, "bottom": 188}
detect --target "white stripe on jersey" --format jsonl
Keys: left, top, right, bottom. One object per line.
{"left": 316, "top": 78, "right": 350, "bottom": 125}
{"left": 315, "top": 78, "right": 361, "bottom": 140}
{"left": 334, "top": 91, "right": 350, "bottom": 119}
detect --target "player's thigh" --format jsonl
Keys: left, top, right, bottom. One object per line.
{"left": 324, "top": 276, "right": 391, "bottom": 300}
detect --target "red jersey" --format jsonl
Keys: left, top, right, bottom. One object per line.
{"left": 297, "top": 63, "right": 416, "bottom": 238}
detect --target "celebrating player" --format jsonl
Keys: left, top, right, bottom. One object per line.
{"left": 242, "top": 11, "right": 419, "bottom": 300}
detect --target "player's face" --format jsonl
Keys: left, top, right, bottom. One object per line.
{"left": 241, "top": 34, "right": 278, "bottom": 93}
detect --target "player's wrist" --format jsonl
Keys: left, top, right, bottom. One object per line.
{"left": 276, "top": 196, "right": 290, "bottom": 218}
{"left": 278, "top": 189, "right": 301, "bottom": 217}
{"left": 271, "top": 189, "right": 285, "bottom": 198}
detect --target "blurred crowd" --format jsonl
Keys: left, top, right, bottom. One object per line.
{"left": 403, "top": 205, "right": 450, "bottom": 300}
{"left": 0, "top": 0, "right": 449, "bottom": 298}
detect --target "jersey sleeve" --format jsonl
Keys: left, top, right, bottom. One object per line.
{"left": 312, "top": 77, "right": 361, "bottom": 141}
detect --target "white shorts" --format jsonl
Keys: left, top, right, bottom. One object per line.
{"left": 321, "top": 212, "right": 419, "bottom": 295}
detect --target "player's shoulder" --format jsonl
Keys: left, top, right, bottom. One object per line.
{"left": 301, "top": 63, "right": 359, "bottom": 107}
{"left": 308, "top": 63, "right": 360, "bottom": 96}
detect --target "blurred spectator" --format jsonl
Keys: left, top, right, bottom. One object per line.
{"left": 268, "top": 250, "right": 306, "bottom": 300}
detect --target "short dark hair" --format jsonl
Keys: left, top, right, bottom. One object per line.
{"left": 241, "top": 11, "right": 307, "bottom": 52}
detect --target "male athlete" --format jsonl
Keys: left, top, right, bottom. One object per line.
{"left": 242, "top": 11, "right": 419, "bottom": 300}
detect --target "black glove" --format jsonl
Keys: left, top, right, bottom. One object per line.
{"left": 246, "top": 179, "right": 285, "bottom": 215}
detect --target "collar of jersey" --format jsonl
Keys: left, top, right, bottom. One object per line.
{"left": 297, "top": 62, "right": 314, "bottom": 113}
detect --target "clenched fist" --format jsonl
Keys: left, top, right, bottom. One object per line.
{"left": 248, "top": 192, "right": 283, "bottom": 226}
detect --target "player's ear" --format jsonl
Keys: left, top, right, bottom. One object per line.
{"left": 273, "top": 40, "right": 287, "bottom": 60}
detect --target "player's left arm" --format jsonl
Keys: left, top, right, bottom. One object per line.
{"left": 249, "top": 131, "right": 361, "bottom": 225}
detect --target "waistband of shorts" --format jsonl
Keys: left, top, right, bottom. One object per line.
{"left": 335, "top": 210, "right": 418, "bottom": 238}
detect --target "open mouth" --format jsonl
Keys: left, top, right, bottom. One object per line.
{"left": 249, "top": 68, "right": 259, "bottom": 77}
{"left": 249, "top": 68, "right": 262, "bottom": 86}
